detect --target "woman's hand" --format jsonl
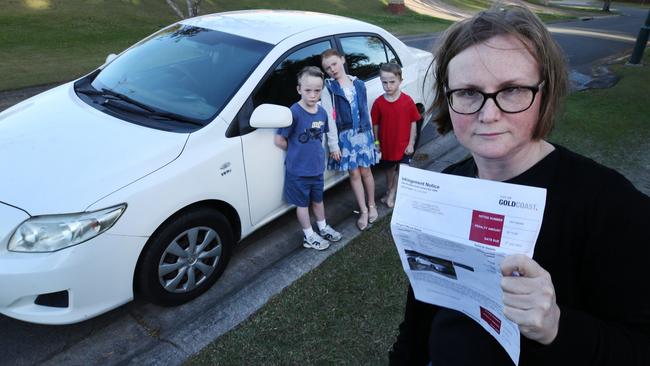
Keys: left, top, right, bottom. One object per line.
{"left": 330, "top": 151, "right": 341, "bottom": 162}
{"left": 404, "top": 143, "right": 414, "bottom": 155}
{"left": 500, "top": 254, "right": 561, "bottom": 345}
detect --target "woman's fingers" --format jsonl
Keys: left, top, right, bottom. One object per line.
{"left": 500, "top": 254, "right": 560, "bottom": 345}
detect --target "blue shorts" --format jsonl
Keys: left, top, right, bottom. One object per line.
{"left": 284, "top": 172, "right": 324, "bottom": 207}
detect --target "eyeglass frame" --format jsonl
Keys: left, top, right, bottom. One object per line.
{"left": 444, "top": 81, "right": 545, "bottom": 115}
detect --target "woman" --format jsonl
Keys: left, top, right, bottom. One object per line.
{"left": 321, "top": 49, "right": 380, "bottom": 231}
{"left": 389, "top": 5, "right": 650, "bottom": 366}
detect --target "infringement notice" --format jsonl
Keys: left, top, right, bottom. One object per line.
{"left": 391, "top": 165, "right": 547, "bottom": 365}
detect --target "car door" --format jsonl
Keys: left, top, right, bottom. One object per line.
{"left": 232, "top": 39, "right": 335, "bottom": 225}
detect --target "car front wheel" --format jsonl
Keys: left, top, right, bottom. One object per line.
{"left": 136, "top": 208, "right": 233, "bottom": 306}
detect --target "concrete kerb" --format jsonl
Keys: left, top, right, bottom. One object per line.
{"left": 121, "top": 131, "right": 465, "bottom": 366}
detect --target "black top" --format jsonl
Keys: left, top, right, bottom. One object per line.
{"left": 389, "top": 144, "right": 650, "bottom": 366}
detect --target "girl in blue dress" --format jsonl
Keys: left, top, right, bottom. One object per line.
{"left": 321, "top": 49, "right": 380, "bottom": 230}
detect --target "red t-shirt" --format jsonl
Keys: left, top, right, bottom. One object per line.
{"left": 371, "top": 92, "right": 421, "bottom": 161}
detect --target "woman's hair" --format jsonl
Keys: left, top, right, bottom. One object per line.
{"left": 430, "top": 4, "right": 568, "bottom": 139}
{"left": 380, "top": 62, "right": 403, "bottom": 80}
{"left": 320, "top": 48, "right": 344, "bottom": 60}
{"left": 297, "top": 66, "right": 324, "bottom": 85}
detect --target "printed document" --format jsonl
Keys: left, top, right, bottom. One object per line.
{"left": 391, "top": 165, "right": 547, "bottom": 365}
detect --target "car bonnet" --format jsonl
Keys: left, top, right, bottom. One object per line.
{"left": 0, "top": 84, "right": 189, "bottom": 215}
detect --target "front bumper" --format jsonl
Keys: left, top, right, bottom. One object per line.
{"left": 0, "top": 232, "right": 146, "bottom": 325}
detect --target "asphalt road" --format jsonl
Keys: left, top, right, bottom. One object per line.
{"left": 401, "top": 5, "right": 647, "bottom": 73}
{"left": 1, "top": 5, "right": 648, "bottom": 366}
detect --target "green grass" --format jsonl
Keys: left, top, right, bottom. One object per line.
{"left": 550, "top": 52, "right": 650, "bottom": 192}
{"left": 187, "top": 215, "right": 408, "bottom": 365}
{"left": 0, "top": 0, "right": 585, "bottom": 92}
{"left": 187, "top": 51, "right": 650, "bottom": 365}
{"left": 0, "top": 0, "right": 449, "bottom": 91}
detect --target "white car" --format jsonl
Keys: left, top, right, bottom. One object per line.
{"left": 0, "top": 10, "right": 433, "bottom": 324}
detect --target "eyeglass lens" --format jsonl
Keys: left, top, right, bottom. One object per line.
{"left": 450, "top": 87, "right": 536, "bottom": 114}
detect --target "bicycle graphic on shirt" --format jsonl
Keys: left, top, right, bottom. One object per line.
{"left": 298, "top": 120, "right": 325, "bottom": 143}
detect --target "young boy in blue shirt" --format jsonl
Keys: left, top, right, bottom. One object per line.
{"left": 275, "top": 66, "right": 342, "bottom": 250}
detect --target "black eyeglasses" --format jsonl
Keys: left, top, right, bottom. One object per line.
{"left": 445, "top": 81, "right": 545, "bottom": 115}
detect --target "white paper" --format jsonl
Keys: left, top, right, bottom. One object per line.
{"left": 391, "top": 165, "right": 547, "bottom": 365}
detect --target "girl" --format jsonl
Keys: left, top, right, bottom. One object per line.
{"left": 371, "top": 62, "right": 421, "bottom": 208}
{"left": 321, "top": 49, "right": 380, "bottom": 231}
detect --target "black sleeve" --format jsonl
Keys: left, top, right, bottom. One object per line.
{"left": 388, "top": 286, "right": 438, "bottom": 366}
{"left": 525, "top": 171, "right": 650, "bottom": 365}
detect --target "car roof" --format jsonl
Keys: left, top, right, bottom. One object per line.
{"left": 180, "top": 10, "right": 373, "bottom": 45}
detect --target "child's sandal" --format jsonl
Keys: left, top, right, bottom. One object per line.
{"left": 357, "top": 209, "right": 369, "bottom": 231}
{"left": 368, "top": 204, "right": 378, "bottom": 224}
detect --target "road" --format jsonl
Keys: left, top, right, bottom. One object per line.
{"left": 401, "top": 5, "right": 647, "bottom": 74}
{"left": 1, "top": 5, "right": 647, "bottom": 366}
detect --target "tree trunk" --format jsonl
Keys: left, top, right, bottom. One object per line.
{"left": 602, "top": 0, "right": 611, "bottom": 12}
{"left": 388, "top": 0, "right": 406, "bottom": 14}
{"left": 166, "top": 0, "right": 202, "bottom": 19}
{"left": 166, "top": 0, "right": 185, "bottom": 19}
{"left": 186, "top": 0, "right": 202, "bottom": 17}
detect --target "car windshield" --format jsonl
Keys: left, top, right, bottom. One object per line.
{"left": 90, "top": 24, "right": 273, "bottom": 123}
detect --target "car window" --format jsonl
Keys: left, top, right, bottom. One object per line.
{"left": 339, "top": 35, "right": 399, "bottom": 80}
{"left": 89, "top": 25, "right": 272, "bottom": 125}
{"left": 253, "top": 40, "right": 333, "bottom": 108}
{"left": 229, "top": 40, "right": 332, "bottom": 137}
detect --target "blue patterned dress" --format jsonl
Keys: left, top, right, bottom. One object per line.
{"left": 328, "top": 84, "right": 380, "bottom": 171}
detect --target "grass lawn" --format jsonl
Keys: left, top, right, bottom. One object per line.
{"left": 187, "top": 215, "right": 408, "bottom": 366}
{"left": 0, "top": 0, "right": 583, "bottom": 92}
{"left": 0, "top": 0, "right": 450, "bottom": 91}
{"left": 186, "top": 52, "right": 650, "bottom": 364}
{"left": 550, "top": 54, "right": 650, "bottom": 194}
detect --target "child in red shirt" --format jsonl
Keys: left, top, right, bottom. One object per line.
{"left": 371, "top": 63, "right": 421, "bottom": 208}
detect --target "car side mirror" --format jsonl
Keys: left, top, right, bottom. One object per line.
{"left": 249, "top": 104, "right": 292, "bottom": 129}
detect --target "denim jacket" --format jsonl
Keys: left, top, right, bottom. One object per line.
{"left": 324, "top": 77, "right": 372, "bottom": 133}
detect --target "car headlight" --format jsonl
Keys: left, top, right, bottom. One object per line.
{"left": 8, "top": 204, "right": 127, "bottom": 253}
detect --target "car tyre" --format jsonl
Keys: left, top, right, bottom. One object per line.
{"left": 136, "top": 208, "right": 233, "bottom": 306}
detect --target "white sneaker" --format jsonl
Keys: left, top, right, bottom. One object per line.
{"left": 319, "top": 225, "right": 342, "bottom": 242}
{"left": 303, "top": 233, "right": 330, "bottom": 251}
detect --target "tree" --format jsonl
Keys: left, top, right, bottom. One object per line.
{"left": 165, "top": 0, "right": 203, "bottom": 19}
{"left": 602, "top": 0, "right": 611, "bottom": 12}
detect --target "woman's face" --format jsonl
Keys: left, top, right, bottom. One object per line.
{"left": 447, "top": 35, "right": 543, "bottom": 163}
{"left": 321, "top": 55, "right": 346, "bottom": 80}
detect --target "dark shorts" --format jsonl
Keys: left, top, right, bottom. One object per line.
{"left": 284, "top": 171, "right": 324, "bottom": 207}
{"left": 376, "top": 154, "right": 412, "bottom": 169}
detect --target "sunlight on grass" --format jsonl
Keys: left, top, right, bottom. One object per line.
{"left": 23, "top": 0, "right": 50, "bottom": 10}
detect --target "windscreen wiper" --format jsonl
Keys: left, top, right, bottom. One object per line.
{"left": 77, "top": 87, "right": 205, "bottom": 127}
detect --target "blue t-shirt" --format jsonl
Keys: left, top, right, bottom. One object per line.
{"left": 277, "top": 103, "right": 329, "bottom": 176}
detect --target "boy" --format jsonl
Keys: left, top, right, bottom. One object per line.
{"left": 371, "top": 62, "right": 421, "bottom": 208}
{"left": 275, "top": 66, "right": 342, "bottom": 250}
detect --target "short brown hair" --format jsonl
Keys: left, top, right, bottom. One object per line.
{"left": 380, "top": 62, "right": 403, "bottom": 80}
{"left": 430, "top": 4, "right": 568, "bottom": 139}
{"left": 297, "top": 66, "right": 324, "bottom": 85}
{"left": 320, "top": 48, "right": 344, "bottom": 60}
